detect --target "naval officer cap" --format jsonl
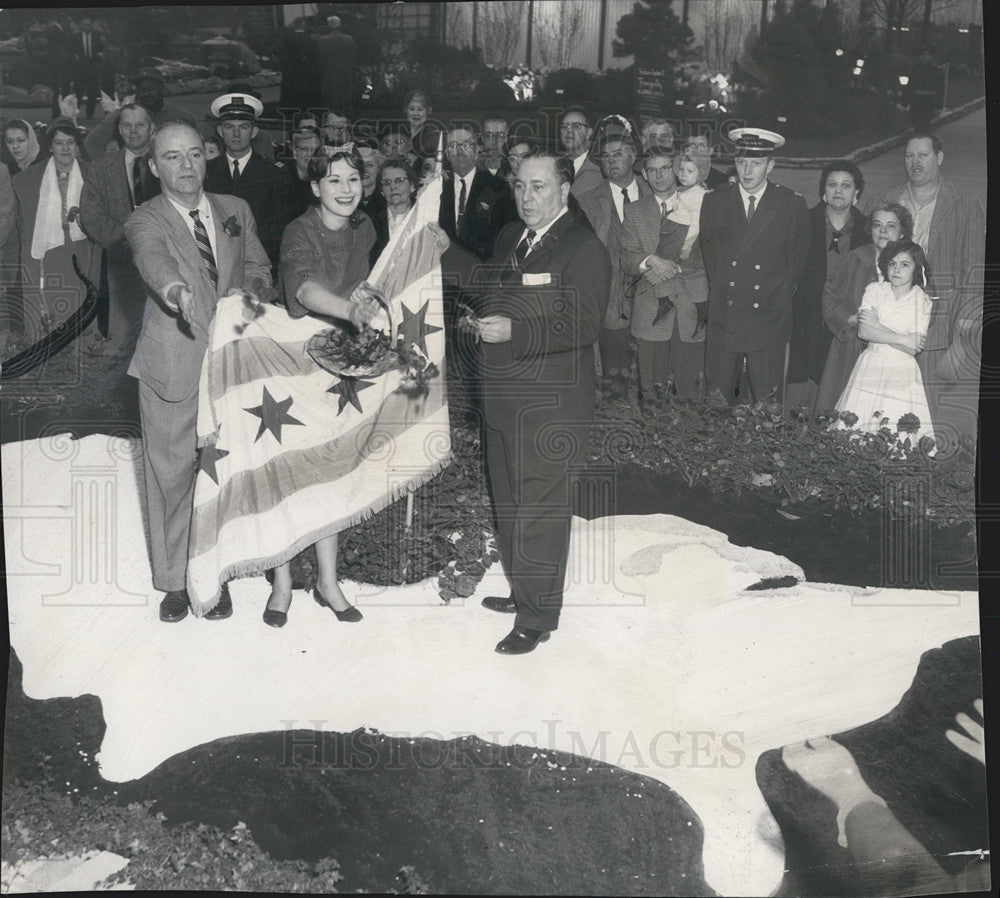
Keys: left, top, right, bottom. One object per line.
{"left": 211, "top": 93, "right": 264, "bottom": 122}
{"left": 728, "top": 127, "right": 785, "bottom": 158}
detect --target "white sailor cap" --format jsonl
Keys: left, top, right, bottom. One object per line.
{"left": 211, "top": 93, "right": 264, "bottom": 121}
{"left": 728, "top": 127, "right": 785, "bottom": 157}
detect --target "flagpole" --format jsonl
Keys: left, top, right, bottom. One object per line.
{"left": 403, "top": 131, "right": 446, "bottom": 536}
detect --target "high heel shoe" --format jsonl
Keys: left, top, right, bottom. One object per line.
{"left": 263, "top": 590, "right": 292, "bottom": 628}
{"left": 313, "top": 588, "right": 363, "bottom": 622}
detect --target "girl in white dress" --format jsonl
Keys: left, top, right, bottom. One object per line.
{"left": 833, "top": 239, "right": 935, "bottom": 444}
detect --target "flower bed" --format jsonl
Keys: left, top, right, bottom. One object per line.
{"left": 283, "top": 388, "right": 978, "bottom": 602}
{"left": 588, "top": 394, "right": 976, "bottom": 528}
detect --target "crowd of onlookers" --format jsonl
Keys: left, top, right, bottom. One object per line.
{"left": 0, "top": 21, "right": 985, "bottom": 455}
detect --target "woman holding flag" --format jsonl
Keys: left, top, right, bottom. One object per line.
{"left": 265, "top": 143, "right": 380, "bottom": 626}
{"left": 185, "top": 140, "right": 451, "bottom": 628}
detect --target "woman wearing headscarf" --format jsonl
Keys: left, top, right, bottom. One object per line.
{"left": 10, "top": 118, "right": 99, "bottom": 344}
{"left": 4, "top": 119, "right": 43, "bottom": 176}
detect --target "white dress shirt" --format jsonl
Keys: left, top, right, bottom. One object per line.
{"left": 226, "top": 151, "right": 252, "bottom": 180}
{"left": 515, "top": 208, "right": 569, "bottom": 260}
{"left": 163, "top": 193, "right": 219, "bottom": 308}
{"left": 610, "top": 178, "right": 641, "bottom": 223}
{"left": 123, "top": 147, "right": 141, "bottom": 204}
{"left": 738, "top": 181, "right": 768, "bottom": 218}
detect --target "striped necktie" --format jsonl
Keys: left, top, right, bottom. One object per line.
{"left": 512, "top": 229, "right": 536, "bottom": 269}
{"left": 189, "top": 209, "right": 218, "bottom": 289}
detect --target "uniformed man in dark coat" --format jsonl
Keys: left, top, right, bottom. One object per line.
{"left": 204, "top": 92, "right": 296, "bottom": 273}
{"left": 699, "top": 127, "right": 811, "bottom": 403}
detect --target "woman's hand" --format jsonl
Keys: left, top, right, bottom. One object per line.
{"left": 427, "top": 222, "right": 450, "bottom": 252}
{"left": 846, "top": 314, "right": 858, "bottom": 327}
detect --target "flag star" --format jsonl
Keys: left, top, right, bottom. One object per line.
{"left": 244, "top": 386, "right": 305, "bottom": 443}
{"left": 327, "top": 376, "right": 376, "bottom": 415}
{"left": 397, "top": 300, "right": 443, "bottom": 355}
{"left": 199, "top": 442, "right": 230, "bottom": 485}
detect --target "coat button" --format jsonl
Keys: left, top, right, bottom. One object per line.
{"left": 754, "top": 284, "right": 760, "bottom": 290}
{"left": 729, "top": 281, "right": 735, "bottom": 287}
{"left": 731, "top": 260, "right": 738, "bottom": 267}
{"left": 755, "top": 264, "right": 761, "bottom": 270}
{"left": 728, "top": 300, "right": 734, "bottom": 305}
{"left": 753, "top": 302, "right": 759, "bottom": 308}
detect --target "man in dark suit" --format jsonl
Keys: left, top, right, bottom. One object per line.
{"left": 431, "top": 149, "right": 612, "bottom": 655}
{"left": 125, "top": 121, "right": 271, "bottom": 623}
{"left": 204, "top": 92, "right": 295, "bottom": 274}
{"left": 699, "top": 127, "right": 811, "bottom": 403}
{"left": 314, "top": 15, "right": 357, "bottom": 117}
{"left": 80, "top": 102, "right": 161, "bottom": 362}
{"left": 438, "top": 126, "right": 516, "bottom": 387}
{"left": 71, "top": 17, "right": 104, "bottom": 120}
{"left": 439, "top": 126, "right": 515, "bottom": 261}
{"left": 560, "top": 106, "right": 603, "bottom": 199}
{"left": 579, "top": 129, "right": 652, "bottom": 400}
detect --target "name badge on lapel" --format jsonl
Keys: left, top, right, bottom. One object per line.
{"left": 522, "top": 272, "right": 552, "bottom": 286}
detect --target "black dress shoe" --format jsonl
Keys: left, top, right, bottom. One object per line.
{"left": 204, "top": 583, "right": 233, "bottom": 620}
{"left": 481, "top": 595, "right": 517, "bottom": 614}
{"left": 313, "top": 588, "right": 363, "bottom": 622}
{"left": 263, "top": 589, "right": 290, "bottom": 628}
{"left": 495, "top": 625, "right": 551, "bottom": 655}
{"left": 159, "top": 589, "right": 190, "bottom": 623}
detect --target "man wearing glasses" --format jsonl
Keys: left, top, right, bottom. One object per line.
{"left": 578, "top": 128, "right": 652, "bottom": 400}
{"left": 438, "top": 126, "right": 514, "bottom": 262}
{"left": 479, "top": 117, "right": 508, "bottom": 175}
{"left": 322, "top": 111, "right": 352, "bottom": 147}
{"left": 559, "top": 106, "right": 603, "bottom": 198}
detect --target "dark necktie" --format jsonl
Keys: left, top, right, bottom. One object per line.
{"left": 190, "top": 209, "right": 218, "bottom": 289}
{"left": 622, "top": 186, "right": 631, "bottom": 205}
{"left": 232, "top": 158, "right": 241, "bottom": 184}
{"left": 829, "top": 229, "right": 844, "bottom": 253}
{"left": 457, "top": 177, "right": 467, "bottom": 226}
{"left": 747, "top": 194, "right": 756, "bottom": 222}
{"left": 512, "top": 229, "right": 536, "bottom": 269}
{"left": 131, "top": 155, "right": 146, "bottom": 207}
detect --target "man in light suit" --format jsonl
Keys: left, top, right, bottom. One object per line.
{"left": 620, "top": 145, "right": 708, "bottom": 403}
{"left": 80, "top": 103, "right": 161, "bottom": 362}
{"left": 560, "top": 106, "right": 603, "bottom": 199}
{"left": 578, "top": 130, "right": 652, "bottom": 400}
{"left": 699, "top": 128, "right": 810, "bottom": 403}
{"left": 125, "top": 121, "right": 271, "bottom": 623}
{"left": 432, "top": 149, "right": 612, "bottom": 655}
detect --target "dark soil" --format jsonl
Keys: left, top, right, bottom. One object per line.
{"left": 605, "top": 463, "right": 978, "bottom": 592}
{"left": 757, "top": 636, "right": 987, "bottom": 897}
{"left": 3, "top": 651, "right": 714, "bottom": 895}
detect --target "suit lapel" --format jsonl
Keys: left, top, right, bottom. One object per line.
{"left": 154, "top": 194, "right": 215, "bottom": 292}
{"left": 208, "top": 194, "right": 236, "bottom": 294}
{"left": 927, "top": 180, "right": 956, "bottom": 252}
{"left": 113, "top": 151, "right": 135, "bottom": 212}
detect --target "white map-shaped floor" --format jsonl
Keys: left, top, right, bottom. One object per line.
{"left": 2, "top": 434, "right": 980, "bottom": 896}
